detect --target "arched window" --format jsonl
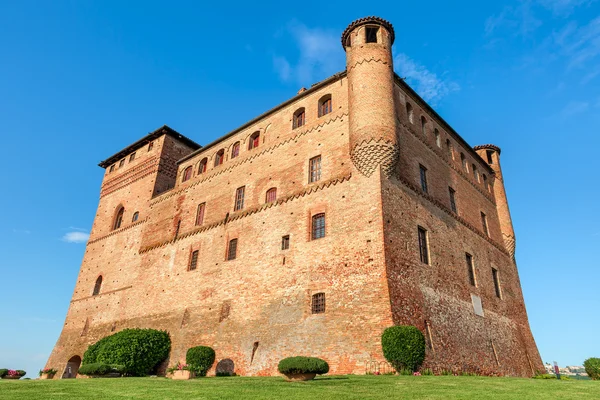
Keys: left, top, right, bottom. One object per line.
{"left": 248, "top": 132, "right": 260, "bottom": 150}
{"left": 266, "top": 188, "right": 277, "bottom": 203}
{"left": 198, "top": 158, "right": 208, "bottom": 174}
{"left": 131, "top": 212, "right": 139, "bottom": 222}
{"left": 421, "top": 116, "right": 427, "bottom": 135}
{"left": 182, "top": 166, "right": 192, "bottom": 182}
{"left": 92, "top": 276, "right": 103, "bottom": 296}
{"left": 434, "top": 129, "right": 441, "bottom": 147}
{"left": 196, "top": 203, "right": 205, "bottom": 225}
{"left": 113, "top": 207, "right": 124, "bottom": 230}
{"left": 406, "top": 103, "right": 414, "bottom": 123}
{"left": 214, "top": 149, "right": 225, "bottom": 167}
{"left": 231, "top": 142, "right": 240, "bottom": 159}
{"left": 318, "top": 95, "right": 332, "bottom": 117}
{"left": 446, "top": 139, "right": 454, "bottom": 159}
{"left": 293, "top": 108, "right": 305, "bottom": 129}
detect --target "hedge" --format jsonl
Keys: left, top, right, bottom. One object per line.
{"left": 186, "top": 346, "right": 215, "bottom": 376}
{"left": 278, "top": 357, "right": 329, "bottom": 375}
{"left": 381, "top": 325, "right": 426, "bottom": 372}
{"left": 584, "top": 357, "right": 600, "bottom": 380}
{"left": 78, "top": 363, "right": 125, "bottom": 376}
{"left": 0, "top": 369, "right": 7, "bottom": 378}
{"left": 82, "top": 329, "right": 171, "bottom": 376}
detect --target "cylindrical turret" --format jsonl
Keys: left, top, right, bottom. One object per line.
{"left": 342, "top": 17, "right": 399, "bottom": 177}
{"left": 474, "top": 144, "right": 516, "bottom": 259}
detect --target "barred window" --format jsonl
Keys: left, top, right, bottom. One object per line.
{"left": 132, "top": 211, "right": 139, "bottom": 222}
{"left": 234, "top": 186, "right": 245, "bottom": 211}
{"left": 198, "top": 158, "right": 208, "bottom": 174}
{"left": 214, "top": 149, "right": 225, "bottom": 167}
{"left": 419, "top": 164, "right": 428, "bottom": 194}
{"left": 466, "top": 253, "right": 476, "bottom": 286}
{"left": 182, "top": 166, "right": 193, "bottom": 182}
{"left": 309, "top": 155, "right": 321, "bottom": 183}
{"left": 227, "top": 239, "right": 238, "bottom": 260}
{"left": 481, "top": 212, "right": 489, "bottom": 236}
{"left": 189, "top": 250, "right": 199, "bottom": 271}
{"left": 311, "top": 213, "right": 325, "bottom": 240}
{"left": 129, "top": 152, "right": 136, "bottom": 162}
{"left": 248, "top": 132, "right": 260, "bottom": 150}
{"left": 449, "top": 187, "right": 457, "bottom": 214}
{"left": 92, "top": 276, "right": 103, "bottom": 296}
{"left": 318, "top": 95, "right": 332, "bottom": 117}
{"left": 196, "top": 203, "right": 205, "bottom": 225}
{"left": 492, "top": 268, "right": 502, "bottom": 298}
{"left": 311, "top": 292, "right": 325, "bottom": 314}
{"left": 266, "top": 188, "right": 277, "bottom": 203}
{"left": 113, "top": 207, "right": 124, "bottom": 230}
{"left": 293, "top": 108, "right": 305, "bottom": 129}
{"left": 231, "top": 142, "right": 240, "bottom": 159}
{"left": 281, "top": 235, "right": 290, "bottom": 250}
{"left": 418, "top": 226, "right": 429, "bottom": 264}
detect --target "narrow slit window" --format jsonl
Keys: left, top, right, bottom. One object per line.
{"left": 148, "top": 141, "right": 154, "bottom": 151}
{"left": 473, "top": 164, "right": 480, "bottom": 182}
{"left": 418, "top": 226, "right": 429, "bottom": 265}
{"left": 266, "top": 188, "right": 277, "bottom": 203}
{"left": 196, "top": 203, "right": 205, "bottom": 225}
{"left": 406, "top": 103, "right": 414, "bottom": 124}
{"left": 309, "top": 155, "right": 322, "bottom": 183}
{"left": 466, "top": 253, "right": 476, "bottom": 286}
{"left": 189, "top": 250, "right": 199, "bottom": 271}
{"left": 227, "top": 238, "right": 238, "bottom": 260}
{"left": 311, "top": 213, "right": 326, "bottom": 240}
{"left": 92, "top": 276, "right": 103, "bottom": 296}
{"left": 461, "top": 153, "right": 468, "bottom": 172}
{"left": 434, "top": 129, "right": 441, "bottom": 147}
{"left": 129, "top": 152, "right": 136, "bottom": 162}
{"left": 419, "top": 164, "right": 428, "bottom": 194}
{"left": 311, "top": 292, "right": 326, "bottom": 314}
{"left": 281, "top": 235, "right": 290, "bottom": 250}
{"left": 109, "top": 164, "right": 115, "bottom": 173}
{"left": 132, "top": 211, "right": 139, "bottom": 222}
{"left": 365, "top": 26, "right": 379, "bottom": 43}
{"left": 449, "top": 187, "right": 457, "bottom": 213}
{"left": 234, "top": 186, "right": 245, "bottom": 211}
{"left": 119, "top": 159, "right": 125, "bottom": 168}
{"left": 486, "top": 150, "right": 494, "bottom": 164}
{"left": 446, "top": 139, "right": 454, "bottom": 160}
{"left": 174, "top": 220, "right": 181, "bottom": 238}
{"left": 492, "top": 268, "right": 502, "bottom": 298}
{"left": 113, "top": 207, "right": 124, "bottom": 230}
{"left": 481, "top": 212, "right": 489, "bottom": 236}
{"left": 421, "top": 116, "right": 427, "bottom": 135}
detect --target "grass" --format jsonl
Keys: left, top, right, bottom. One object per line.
{"left": 1, "top": 375, "right": 599, "bottom": 400}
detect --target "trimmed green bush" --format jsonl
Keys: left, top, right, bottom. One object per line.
{"left": 186, "top": 346, "right": 215, "bottom": 377}
{"left": 16, "top": 370, "right": 26, "bottom": 377}
{"left": 0, "top": 369, "right": 7, "bottom": 378}
{"left": 277, "top": 357, "right": 329, "bottom": 375}
{"left": 78, "top": 363, "right": 124, "bottom": 376}
{"left": 584, "top": 358, "right": 600, "bottom": 380}
{"left": 82, "top": 329, "right": 171, "bottom": 376}
{"left": 381, "top": 325, "right": 426, "bottom": 372}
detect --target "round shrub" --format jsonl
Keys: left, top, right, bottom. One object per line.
{"left": 186, "top": 346, "right": 215, "bottom": 377}
{"left": 82, "top": 328, "right": 171, "bottom": 376}
{"left": 0, "top": 369, "right": 7, "bottom": 378}
{"left": 381, "top": 325, "right": 426, "bottom": 372}
{"left": 277, "top": 357, "right": 329, "bottom": 375}
{"left": 584, "top": 357, "right": 600, "bottom": 380}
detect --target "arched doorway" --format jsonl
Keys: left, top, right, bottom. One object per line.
{"left": 62, "top": 355, "right": 81, "bottom": 379}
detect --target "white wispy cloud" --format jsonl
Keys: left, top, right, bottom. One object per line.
{"left": 62, "top": 231, "right": 90, "bottom": 243}
{"left": 553, "top": 17, "right": 600, "bottom": 70}
{"left": 560, "top": 100, "right": 589, "bottom": 117}
{"left": 394, "top": 53, "right": 460, "bottom": 105}
{"left": 485, "top": 2, "right": 542, "bottom": 38}
{"left": 273, "top": 21, "right": 343, "bottom": 85}
{"left": 538, "top": 0, "right": 597, "bottom": 16}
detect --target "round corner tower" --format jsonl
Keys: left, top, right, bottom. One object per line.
{"left": 474, "top": 144, "right": 517, "bottom": 259}
{"left": 342, "top": 16, "right": 399, "bottom": 177}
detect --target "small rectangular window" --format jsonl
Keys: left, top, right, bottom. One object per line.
{"left": 119, "top": 159, "right": 125, "bottom": 168}
{"left": 109, "top": 164, "right": 115, "bottom": 172}
{"left": 174, "top": 220, "right": 181, "bottom": 238}
{"left": 312, "top": 213, "right": 326, "bottom": 240}
{"left": 129, "top": 152, "right": 136, "bottom": 162}
{"left": 311, "top": 292, "right": 326, "bottom": 314}
{"left": 492, "top": 268, "right": 502, "bottom": 298}
{"left": 366, "top": 26, "right": 379, "bottom": 43}
{"left": 189, "top": 250, "right": 199, "bottom": 271}
{"left": 148, "top": 142, "right": 154, "bottom": 151}
{"left": 309, "top": 156, "right": 322, "bottom": 183}
{"left": 449, "top": 187, "right": 457, "bottom": 213}
{"left": 266, "top": 188, "right": 277, "bottom": 203}
{"left": 419, "top": 164, "right": 428, "bottom": 194}
{"left": 486, "top": 150, "right": 494, "bottom": 164}
{"left": 234, "top": 186, "right": 245, "bottom": 211}
{"left": 418, "top": 226, "right": 429, "bottom": 265}
{"left": 466, "top": 253, "right": 476, "bottom": 286}
{"left": 481, "top": 212, "right": 489, "bottom": 236}
{"left": 227, "top": 239, "right": 238, "bottom": 260}
{"left": 282, "top": 235, "right": 290, "bottom": 250}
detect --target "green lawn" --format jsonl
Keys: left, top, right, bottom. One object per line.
{"left": 1, "top": 375, "right": 598, "bottom": 400}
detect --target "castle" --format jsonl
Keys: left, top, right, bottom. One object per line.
{"left": 46, "top": 16, "right": 543, "bottom": 378}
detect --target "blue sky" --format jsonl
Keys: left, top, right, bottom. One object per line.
{"left": 1, "top": 1, "right": 599, "bottom": 377}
